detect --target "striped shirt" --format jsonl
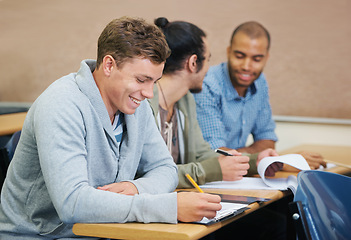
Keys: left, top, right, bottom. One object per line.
{"left": 193, "top": 62, "right": 277, "bottom": 149}
{"left": 112, "top": 112, "right": 124, "bottom": 145}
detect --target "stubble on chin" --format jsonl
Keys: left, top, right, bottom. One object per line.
{"left": 190, "top": 87, "right": 202, "bottom": 94}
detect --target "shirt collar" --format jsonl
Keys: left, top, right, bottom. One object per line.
{"left": 76, "top": 59, "right": 116, "bottom": 140}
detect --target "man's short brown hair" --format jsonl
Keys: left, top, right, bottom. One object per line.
{"left": 96, "top": 16, "right": 171, "bottom": 68}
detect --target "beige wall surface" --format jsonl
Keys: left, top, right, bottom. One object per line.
{"left": 1, "top": 0, "right": 350, "bottom": 119}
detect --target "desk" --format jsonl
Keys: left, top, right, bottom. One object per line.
{"left": 73, "top": 144, "right": 350, "bottom": 239}
{"left": 0, "top": 112, "right": 26, "bottom": 136}
{"left": 279, "top": 144, "right": 351, "bottom": 176}
{"left": 73, "top": 189, "right": 285, "bottom": 240}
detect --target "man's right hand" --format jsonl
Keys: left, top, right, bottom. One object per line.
{"left": 177, "top": 192, "right": 222, "bottom": 222}
{"left": 217, "top": 149, "right": 250, "bottom": 181}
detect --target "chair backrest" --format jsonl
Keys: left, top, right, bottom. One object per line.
{"left": 5, "top": 130, "right": 21, "bottom": 161}
{"left": 0, "top": 147, "right": 10, "bottom": 193}
{"left": 289, "top": 170, "right": 351, "bottom": 240}
{"left": 1, "top": 130, "right": 21, "bottom": 193}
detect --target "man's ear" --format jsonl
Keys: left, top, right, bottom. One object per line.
{"left": 187, "top": 54, "right": 198, "bottom": 73}
{"left": 102, "top": 55, "right": 115, "bottom": 77}
{"left": 226, "top": 46, "right": 231, "bottom": 59}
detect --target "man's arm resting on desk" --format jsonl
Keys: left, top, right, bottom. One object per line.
{"left": 176, "top": 159, "right": 222, "bottom": 189}
{"left": 282, "top": 151, "right": 326, "bottom": 171}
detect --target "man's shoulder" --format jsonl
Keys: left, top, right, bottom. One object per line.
{"left": 202, "top": 62, "right": 228, "bottom": 93}
{"left": 178, "top": 91, "right": 196, "bottom": 109}
{"left": 256, "top": 73, "right": 268, "bottom": 84}
{"left": 35, "top": 74, "right": 79, "bottom": 104}
{"left": 254, "top": 73, "right": 269, "bottom": 93}
{"left": 204, "top": 62, "right": 227, "bottom": 81}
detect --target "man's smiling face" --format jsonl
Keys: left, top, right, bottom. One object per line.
{"left": 104, "top": 56, "right": 164, "bottom": 115}
{"left": 227, "top": 31, "right": 269, "bottom": 96}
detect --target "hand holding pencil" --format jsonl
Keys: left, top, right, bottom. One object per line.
{"left": 177, "top": 191, "right": 221, "bottom": 222}
{"left": 176, "top": 174, "right": 221, "bottom": 222}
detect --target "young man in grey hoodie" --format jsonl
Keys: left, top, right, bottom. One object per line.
{"left": 0, "top": 17, "right": 221, "bottom": 239}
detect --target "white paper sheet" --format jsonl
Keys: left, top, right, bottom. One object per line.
{"left": 200, "top": 154, "right": 311, "bottom": 192}
{"left": 258, "top": 154, "right": 310, "bottom": 192}
{"left": 197, "top": 202, "right": 248, "bottom": 225}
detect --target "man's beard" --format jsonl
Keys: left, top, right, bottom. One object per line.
{"left": 190, "top": 87, "right": 202, "bottom": 94}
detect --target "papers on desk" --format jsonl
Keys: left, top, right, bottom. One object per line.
{"left": 197, "top": 202, "right": 249, "bottom": 225}
{"left": 182, "top": 192, "right": 268, "bottom": 225}
{"left": 200, "top": 154, "right": 311, "bottom": 194}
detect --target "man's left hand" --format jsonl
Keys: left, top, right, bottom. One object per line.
{"left": 97, "top": 181, "right": 138, "bottom": 195}
{"left": 257, "top": 148, "right": 283, "bottom": 177}
{"left": 298, "top": 151, "right": 326, "bottom": 170}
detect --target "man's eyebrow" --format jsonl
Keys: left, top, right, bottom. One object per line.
{"left": 143, "top": 75, "right": 153, "bottom": 80}
{"left": 136, "top": 74, "right": 153, "bottom": 80}
{"left": 137, "top": 74, "right": 162, "bottom": 82}
{"left": 233, "top": 50, "right": 265, "bottom": 58}
{"left": 233, "top": 50, "right": 245, "bottom": 55}
{"left": 253, "top": 54, "right": 265, "bottom": 58}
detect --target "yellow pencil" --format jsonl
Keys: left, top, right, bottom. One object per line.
{"left": 185, "top": 174, "right": 204, "bottom": 193}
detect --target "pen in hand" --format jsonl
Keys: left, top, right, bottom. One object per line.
{"left": 215, "top": 148, "right": 234, "bottom": 156}
{"left": 185, "top": 174, "right": 204, "bottom": 193}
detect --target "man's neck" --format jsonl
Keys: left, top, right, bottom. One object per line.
{"left": 235, "top": 85, "right": 248, "bottom": 97}
{"left": 157, "top": 74, "right": 189, "bottom": 110}
{"left": 93, "top": 68, "right": 117, "bottom": 123}
{"left": 230, "top": 79, "right": 250, "bottom": 97}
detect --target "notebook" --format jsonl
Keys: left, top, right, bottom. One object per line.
{"left": 196, "top": 202, "right": 249, "bottom": 225}
{"left": 200, "top": 154, "right": 311, "bottom": 194}
{"left": 195, "top": 194, "right": 270, "bottom": 225}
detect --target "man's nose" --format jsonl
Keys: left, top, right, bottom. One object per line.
{"left": 242, "top": 58, "right": 251, "bottom": 70}
{"left": 141, "top": 82, "right": 154, "bottom": 99}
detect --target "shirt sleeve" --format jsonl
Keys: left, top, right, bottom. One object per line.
{"left": 132, "top": 104, "right": 179, "bottom": 194}
{"left": 34, "top": 95, "right": 178, "bottom": 224}
{"left": 177, "top": 158, "right": 222, "bottom": 189}
{"left": 251, "top": 78, "right": 278, "bottom": 142}
{"left": 193, "top": 79, "right": 227, "bottom": 149}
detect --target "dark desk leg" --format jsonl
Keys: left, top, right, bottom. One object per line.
{"left": 201, "top": 190, "right": 296, "bottom": 240}
{"left": 265, "top": 190, "right": 296, "bottom": 240}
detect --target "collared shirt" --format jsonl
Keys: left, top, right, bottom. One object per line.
{"left": 193, "top": 62, "right": 278, "bottom": 150}
{"left": 159, "top": 105, "right": 180, "bottom": 164}
{"left": 112, "top": 112, "right": 125, "bottom": 146}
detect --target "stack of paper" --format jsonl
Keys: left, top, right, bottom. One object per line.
{"left": 200, "top": 154, "right": 311, "bottom": 193}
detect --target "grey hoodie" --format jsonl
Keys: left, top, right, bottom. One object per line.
{"left": 0, "top": 60, "right": 178, "bottom": 239}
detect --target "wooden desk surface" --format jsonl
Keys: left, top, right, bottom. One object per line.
{"left": 0, "top": 112, "right": 27, "bottom": 136}
{"left": 73, "top": 144, "right": 350, "bottom": 239}
{"left": 73, "top": 189, "right": 284, "bottom": 240}
{"left": 279, "top": 144, "right": 351, "bottom": 175}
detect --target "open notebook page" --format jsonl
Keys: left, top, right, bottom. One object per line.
{"left": 196, "top": 202, "right": 249, "bottom": 225}
{"left": 200, "top": 154, "right": 311, "bottom": 193}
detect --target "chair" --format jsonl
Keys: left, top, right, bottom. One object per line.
{"left": 289, "top": 170, "right": 351, "bottom": 240}
{"left": 0, "top": 147, "right": 10, "bottom": 193}
{"left": 5, "top": 130, "right": 21, "bottom": 161}
{"left": 0, "top": 130, "right": 21, "bottom": 193}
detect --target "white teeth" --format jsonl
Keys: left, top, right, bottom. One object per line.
{"left": 130, "top": 97, "right": 141, "bottom": 104}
